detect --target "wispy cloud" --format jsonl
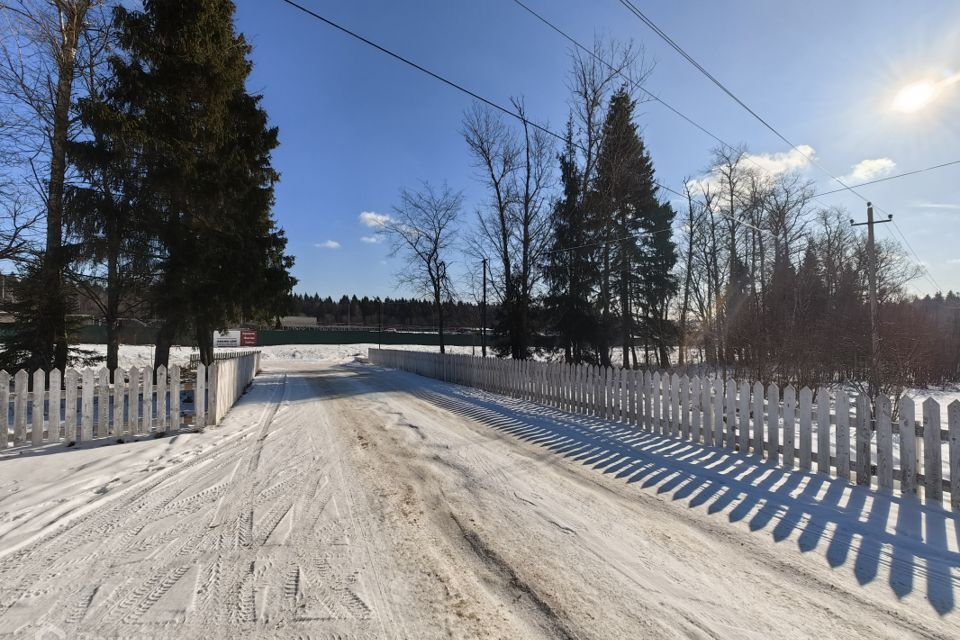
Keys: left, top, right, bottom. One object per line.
{"left": 947, "top": 258, "right": 960, "bottom": 265}
{"left": 360, "top": 235, "right": 383, "bottom": 244}
{"left": 843, "top": 157, "right": 896, "bottom": 184}
{"left": 914, "top": 201, "right": 960, "bottom": 210}
{"left": 359, "top": 211, "right": 391, "bottom": 228}
{"left": 315, "top": 240, "right": 340, "bottom": 250}
{"left": 742, "top": 144, "right": 816, "bottom": 176}
{"left": 687, "top": 144, "right": 815, "bottom": 194}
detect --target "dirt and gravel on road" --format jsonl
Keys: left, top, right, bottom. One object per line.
{"left": 0, "top": 358, "right": 957, "bottom": 639}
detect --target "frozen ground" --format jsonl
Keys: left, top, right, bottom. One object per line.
{"left": 76, "top": 342, "right": 478, "bottom": 370}
{"left": 0, "top": 357, "right": 957, "bottom": 638}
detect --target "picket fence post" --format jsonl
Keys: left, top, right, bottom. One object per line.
{"left": 13, "top": 370, "right": 27, "bottom": 445}
{"left": 81, "top": 368, "right": 94, "bottom": 442}
{"left": 817, "top": 387, "right": 831, "bottom": 474}
{"left": 128, "top": 366, "right": 140, "bottom": 435}
{"left": 767, "top": 383, "right": 780, "bottom": 463}
{"left": 899, "top": 396, "right": 917, "bottom": 495}
{"left": 783, "top": 385, "right": 796, "bottom": 468}
{"left": 752, "top": 381, "right": 764, "bottom": 456}
{"left": 170, "top": 364, "right": 181, "bottom": 433}
{"left": 690, "top": 376, "right": 701, "bottom": 442}
{"left": 0, "top": 371, "right": 8, "bottom": 449}
{"left": 725, "top": 379, "right": 736, "bottom": 449}
{"left": 856, "top": 395, "right": 871, "bottom": 487}
{"left": 702, "top": 379, "right": 713, "bottom": 447}
{"left": 949, "top": 400, "right": 960, "bottom": 510}
{"left": 835, "top": 390, "right": 850, "bottom": 481}
{"left": 98, "top": 368, "right": 110, "bottom": 439}
{"left": 923, "top": 398, "right": 943, "bottom": 501}
{"left": 64, "top": 369, "right": 78, "bottom": 443}
{"left": 876, "top": 395, "right": 894, "bottom": 490}
{"left": 799, "top": 387, "right": 813, "bottom": 470}
{"left": 712, "top": 378, "right": 723, "bottom": 446}
{"left": 31, "top": 369, "right": 45, "bottom": 446}
{"left": 113, "top": 368, "right": 126, "bottom": 438}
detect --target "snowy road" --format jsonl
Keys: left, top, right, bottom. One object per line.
{"left": 1, "top": 359, "right": 959, "bottom": 638}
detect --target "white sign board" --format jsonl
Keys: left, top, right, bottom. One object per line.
{"left": 214, "top": 330, "right": 241, "bottom": 347}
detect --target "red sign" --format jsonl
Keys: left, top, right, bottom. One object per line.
{"left": 240, "top": 330, "right": 257, "bottom": 346}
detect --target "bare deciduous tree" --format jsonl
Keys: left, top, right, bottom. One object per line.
{"left": 382, "top": 181, "right": 462, "bottom": 354}
{"left": 0, "top": 0, "right": 109, "bottom": 368}
{"left": 462, "top": 98, "right": 553, "bottom": 359}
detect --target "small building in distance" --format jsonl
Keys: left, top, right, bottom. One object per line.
{"left": 279, "top": 315, "right": 319, "bottom": 330}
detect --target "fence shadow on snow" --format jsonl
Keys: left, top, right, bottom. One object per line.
{"left": 353, "top": 361, "right": 960, "bottom": 616}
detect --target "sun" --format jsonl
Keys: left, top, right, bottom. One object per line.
{"left": 892, "top": 81, "right": 941, "bottom": 113}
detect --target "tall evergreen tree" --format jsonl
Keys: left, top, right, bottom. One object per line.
{"left": 544, "top": 124, "right": 598, "bottom": 363}
{"left": 593, "top": 88, "right": 677, "bottom": 367}
{"left": 65, "top": 64, "right": 155, "bottom": 373}
{"left": 109, "top": 0, "right": 295, "bottom": 366}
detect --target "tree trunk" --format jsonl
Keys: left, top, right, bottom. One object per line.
{"left": 105, "top": 261, "right": 120, "bottom": 377}
{"left": 154, "top": 321, "right": 178, "bottom": 370}
{"left": 42, "top": 6, "right": 84, "bottom": 371}
{"left": 435, "top": 288, "right": 445, "bottom": 355}
{"left": 196, "top": 322, "right": 214, "bottom": 366}
{"left": 620, "top": 245, "right": 630, "bottom": 369}
{"left": 599, "top": 245, "right": 611, "bottom": 367}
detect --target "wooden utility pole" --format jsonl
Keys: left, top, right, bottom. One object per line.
{"left": 481, "top": 258, "right": 487, "bottom": 358}
{"left": 851, "top": 202, "right": 892, "bottom": 399}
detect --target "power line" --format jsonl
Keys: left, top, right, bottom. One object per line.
{"left": 814, "top": 159, "right": 960, "bottom": 196}
{"left": 277, "top": 0, "right": 688, "bottom": 201}
{"left": 512, "top": 0, "right": 729, "bottom": 150}
{"left": 888, "top": 216, "right": 943, "bottom": 292}
{"left": 545, "top": 225, "right": 674, "bottom": 255}
{"left": 282, "top": 0, "right": 944, "bottom": 290}
{"left": 515, "top": 0, "right": 958, "bottom": 233}
{"left": 615, "top": 0, "right": 869, "bottom": 204}
{"left": 511, "top": 0, "right": 813, "bottom": 212}
{"left": 615, "top": 0, "right": 944, "bottom": 292}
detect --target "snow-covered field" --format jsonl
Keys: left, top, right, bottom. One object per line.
{"left": 76, "top": 342, "right": 478, "bottom": 370}
{"left": 0, "top": 357, "right": 957, "bottom": 638}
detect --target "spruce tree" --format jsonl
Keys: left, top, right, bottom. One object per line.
{"left": 109, "top": 0, "right": 295, "bottom": 366}
{"left": 544, "top": 124, "right": 598, "bottom": 363}
{"left": 594, "top": 88, "right": 677, "bottom": 367}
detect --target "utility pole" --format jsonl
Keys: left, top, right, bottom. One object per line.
{"left": 851, "top": 202, "right": 892, "bottom": 400}
{"left": 378, "top": 297, "right": 382, "bottom": 349}
{"left": 481, "top": 258, "right": 487, "bottom": 358}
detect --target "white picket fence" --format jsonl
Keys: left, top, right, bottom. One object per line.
{"left": 368, "top": 348, "right": 960, "bottom": 510}
{"left": 1, "top": 350, "right": 261, "bottom": 451}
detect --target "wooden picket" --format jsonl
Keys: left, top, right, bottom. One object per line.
{"left": 950, "top": 401, "right": 960, "bottom": 510}
{"left": 0, "top": 351, "right": 257, "bottom": 453}
{"left": 752, "top": 382, "right": 763, "bottom": 457}
{"left": 799, "top": 386, "right": 812, "bottom": 471}
{"left": 725, "top": 379, "right": 736, "bottom": 450}
{"left": 367, "top": 349, "right": 960, "bottom": 510}
{"left": 924, "top": 398, "right": 943, "bottom": 501}
{"left": 767, "top": 383, "right": 779, "bottom": 463}
{"left": 782, "top": 385, "right": 796, "bottom": 469}
{"left": 14, "top": 370, "right": 27, "bottom": 445}
{"left": 32, "top": 369, "right": 44, "bottom": 446}
{"left": 817, "top": 388, "right": 831, "bottom": 474}
{"left": 712, "top": 378, "right": 723, "bottom": 447}
{"left": 856, "top": 395, "right": 871, "bottom": 487}
{"left": 738, "top": 380, "right": 750, "bottom": 454}
{"left": 876, "top": 395, "right": 894, "bottom": 490}
{"left": 835, "top": 390, "right": 850, "bottom": 481}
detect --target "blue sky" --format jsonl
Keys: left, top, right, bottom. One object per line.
{"left": 233, "top": 0, "right": 960, "bottom": 299}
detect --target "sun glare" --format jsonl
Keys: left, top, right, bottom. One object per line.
{"left": 892, "top": 81, "right": 940, "bottom": 113}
